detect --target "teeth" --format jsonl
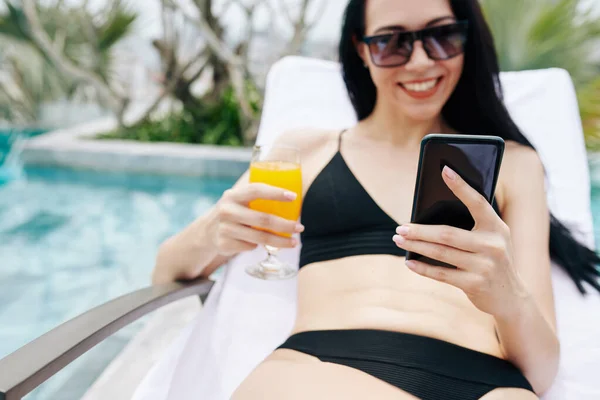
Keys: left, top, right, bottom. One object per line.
{"left": 402, "top": 79, "right": 438, "bottom": 92}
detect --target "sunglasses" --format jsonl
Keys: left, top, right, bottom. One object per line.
{"left": 361, "top": 21, "right": 469, "bottom": 67}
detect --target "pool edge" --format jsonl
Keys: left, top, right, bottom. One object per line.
{"left": 20, "top": 118, "right": 252, "bottom": 179}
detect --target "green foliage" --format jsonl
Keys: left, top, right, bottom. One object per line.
{"left": 0, "top": 40, "right": 66, "bottom": 122}
{"left": 480, "top": 0, "right": 600, "bottom": 147}
{"left": 578, "top": 77, "right": 600, "bottom": 150}
{"left": 0, "top": 2, "right": 32, "bottom": 42}
{"left": 480, "top": 0, "right": 600, "bottom": 85}
{"left": 80, "top": 1, "right": 138, "bottom": 81}
{"left": 0, "top": 0, "right": 137, "bottom": 123}
{"left": 97, "top": 6, "right": 138, "bottom": 52}
{"left": 97, "top": 87, "right": 249, "bottom": 147}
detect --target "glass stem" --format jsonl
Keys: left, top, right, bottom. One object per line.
{"left": 263, "top": 245, "right": 280, "bottom": 271}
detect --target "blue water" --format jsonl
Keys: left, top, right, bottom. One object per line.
{"left": 0, "top": 167, "right": 235, "bottom": 399}
{"left": 0, "top": 128, "right": 48, "bottom": 184}
{"left": 0, "top": 128, "right": 47, "bottom": 160}
{"left": 591, "top": 185, "right": 600, "bottom": 249}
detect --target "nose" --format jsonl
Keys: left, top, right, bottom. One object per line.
{"left": 404, "top": 40, "right": 435, "bottom": 71}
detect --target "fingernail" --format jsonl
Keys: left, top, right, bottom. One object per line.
{"left": 443, "top": 166, "right": 457, "bottom": 181}
{"left": 291, "top": 238, "right": 298, "bottom": 246}
{"left": 393, "top": 235, "right": 405, "bottom": 244}
{"left": 406, "top": 260, "right": 417, "bottom": 270}
{"left": 284, "top": 191, "right": 297, "bottom": 200}
{"left": 295, "top": 223, "right": 305, "bottom": 233}
{"left": 396, "top": 226, "right": 410, "bottom": 236}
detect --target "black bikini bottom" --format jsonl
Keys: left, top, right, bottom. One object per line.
{"left": 277, "top": 329, "right": 534, "bottom": 400}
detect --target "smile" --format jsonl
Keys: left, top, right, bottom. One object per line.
{"left": 398, "top": 77, "right": 443, "bottom": 99}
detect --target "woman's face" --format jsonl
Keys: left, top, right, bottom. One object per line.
{"left": 358, "top": 0, "right": 464, "bottom": 122}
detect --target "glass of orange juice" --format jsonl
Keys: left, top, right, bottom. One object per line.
{"left": 246, "top": 144, "right": 302, "bottom": 280}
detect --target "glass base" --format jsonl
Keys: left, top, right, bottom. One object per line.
{"left": 245, "top": 259, "right": 297, "bottom": 280}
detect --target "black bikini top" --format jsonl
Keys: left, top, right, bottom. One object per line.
{"left": 298, "top": 130, "right": 500, "bottom": 269}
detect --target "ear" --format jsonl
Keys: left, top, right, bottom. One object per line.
{"left": 352, "top": 35, "right": 369, "bottom": 68}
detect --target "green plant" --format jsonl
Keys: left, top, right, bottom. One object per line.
{"left": 480, "top": 0, "right": 600, "bottom": 85}
{"left": 0, "top": 0, "right": 137, "bottom": 124}
{"left": 97, "top": 86, "right": 257, "bottom": 147}
{"left": 480, "top": 0, "right": 600, "bottom": 148}
{"left": 0, "top": 2, "right": 64, "bottom": 121}
{"left": 578, "top": 77, "right": 600, "bottom": 149}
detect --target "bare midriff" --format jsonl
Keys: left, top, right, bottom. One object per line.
{"left": 291, "top": 254, "right": 504, "bottom": 359}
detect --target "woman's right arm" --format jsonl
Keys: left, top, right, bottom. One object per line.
{"left": 152, "top": 177, "right": 303, "bottom": 284}
{"left": 152, "top": 207, "right": 229, "bottom": 284}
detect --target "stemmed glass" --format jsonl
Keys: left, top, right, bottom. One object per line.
{"left": 245, "top": 144, "right": 303, "bottom": 280}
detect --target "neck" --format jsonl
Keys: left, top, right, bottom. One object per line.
{"left": 357, "top": 99, "right": 449, "bottom": 148}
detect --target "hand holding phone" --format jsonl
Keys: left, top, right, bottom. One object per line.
{"left": 405, "top": 134, "right": 505, "bottom": 268}
{"left": 394, "top": 135, "right": 534, "bottom": 318}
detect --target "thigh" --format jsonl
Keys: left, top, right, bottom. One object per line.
{"left": 479, "top": 388, "right": 539, "bottom": 400}
{"left": 232, "top": 349, "right": 419, "bottom": 400}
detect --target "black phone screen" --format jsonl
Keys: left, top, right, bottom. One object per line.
{"left": 407, "top": 135, "right": 504, "bottom": 266}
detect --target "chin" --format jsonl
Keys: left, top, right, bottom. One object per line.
{"left": 398, "top": 104, "right": 445, "bottom": 123}
{"left": 388, "top": 73, "right": 457, "bottom": 125}
{"left": 386, "top": 86, "right": 449, "bottom": 124}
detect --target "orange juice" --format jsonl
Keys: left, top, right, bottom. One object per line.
{"left": 249, "top": 161, "right": 302, "bottom": 237}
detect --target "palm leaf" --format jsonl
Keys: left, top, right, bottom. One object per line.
{"left": 578, "top": 77, "right": 600, "bottom": 148}
{"left": 480, "top": 0, "right": 600, "bottom": 84}
{"left": 97, "top": 7, "right": 138, "bottom": 52}
{"left": 0, "top": 37, "right": 67, "bottom": 122}
{"left": 480, "top": 0, "right": 546, "bottom": 71}
{"left": 480, "top": 0, "right": 600, "bottom": 149}
{"left": 0, "top": 0, "right": 138, "bottom": 123}
{"left": 0, "top": 1, "right": 32, "bottom": 42}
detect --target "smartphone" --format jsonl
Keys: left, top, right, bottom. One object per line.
{"left": 406, "top": 134, "right": 505, "bottom": 268}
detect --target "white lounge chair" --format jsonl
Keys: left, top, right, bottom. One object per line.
{"left": 133, "top": 57, "right": 600, "bottom": 400}
{"left": 1, "top": 56, "right": 599, "bottom": 400}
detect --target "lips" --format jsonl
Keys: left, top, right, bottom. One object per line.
{"left": 398, "top": 77, "right": 443, "bottom": 99}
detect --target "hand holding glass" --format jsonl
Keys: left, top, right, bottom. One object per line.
{"left": 245, "top": 145, "right": 303, "bottom": 280}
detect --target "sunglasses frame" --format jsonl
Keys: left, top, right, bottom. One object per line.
{"left": 361, "top": 20, "right": 469, "bottom": 68}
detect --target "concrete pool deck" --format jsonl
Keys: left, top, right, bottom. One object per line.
{"left": 21, "top": 118, "right": 252, "bottom": 179}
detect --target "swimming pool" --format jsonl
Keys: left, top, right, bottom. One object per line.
{"left": 0, "top": 166, "right": 235, "bottom": 399}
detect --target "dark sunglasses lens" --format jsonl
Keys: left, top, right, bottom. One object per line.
{"left": 368, "top": 33, "right": 412, "bottom": 66}
{"left": 423, "top": 23, "right": 467, "bottom": 60}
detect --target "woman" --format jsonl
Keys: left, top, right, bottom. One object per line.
{"left": 153, "top": 0, "right": 600, "bottom": 398}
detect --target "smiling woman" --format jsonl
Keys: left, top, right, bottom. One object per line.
{"left": 154, "top": 0, "right": 600, "bottom": 399}
{"left": 360, "top": 18, "right": 467, "bottom": 103}
{"left": 354, "top": 10, "right": 465, "bottom": 123}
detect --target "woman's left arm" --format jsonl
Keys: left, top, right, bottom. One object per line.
{"left": 393, "top": 146, "right": 559, "bottom": 394}
{"left": 492, "top": 147, "right": 559, "bottom": 394}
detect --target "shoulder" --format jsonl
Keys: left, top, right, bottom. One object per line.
{"left": 273, "top": 128, "right": 343, "bottom": 154}
{"left": 501, "top": 141, "right": 544, "bottom": 178}
{"left": 498, "top": 140, "right": 545, "bottom": 202}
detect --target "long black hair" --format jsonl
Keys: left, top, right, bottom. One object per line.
{"left": 339, "top": 0, "right": 600, "bottom": 294}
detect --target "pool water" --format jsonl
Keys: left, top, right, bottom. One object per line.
{"left": 591, "top": 185, "right": 600, "bottom": 248}
{"left": 0, "top": 128, "right": 47, "bottom": 159}
{"left": 0, "top": 166, "right": 235, "bottom": 399}
{"left": 1, "top": 129, "right": 48, "bottom": 184}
